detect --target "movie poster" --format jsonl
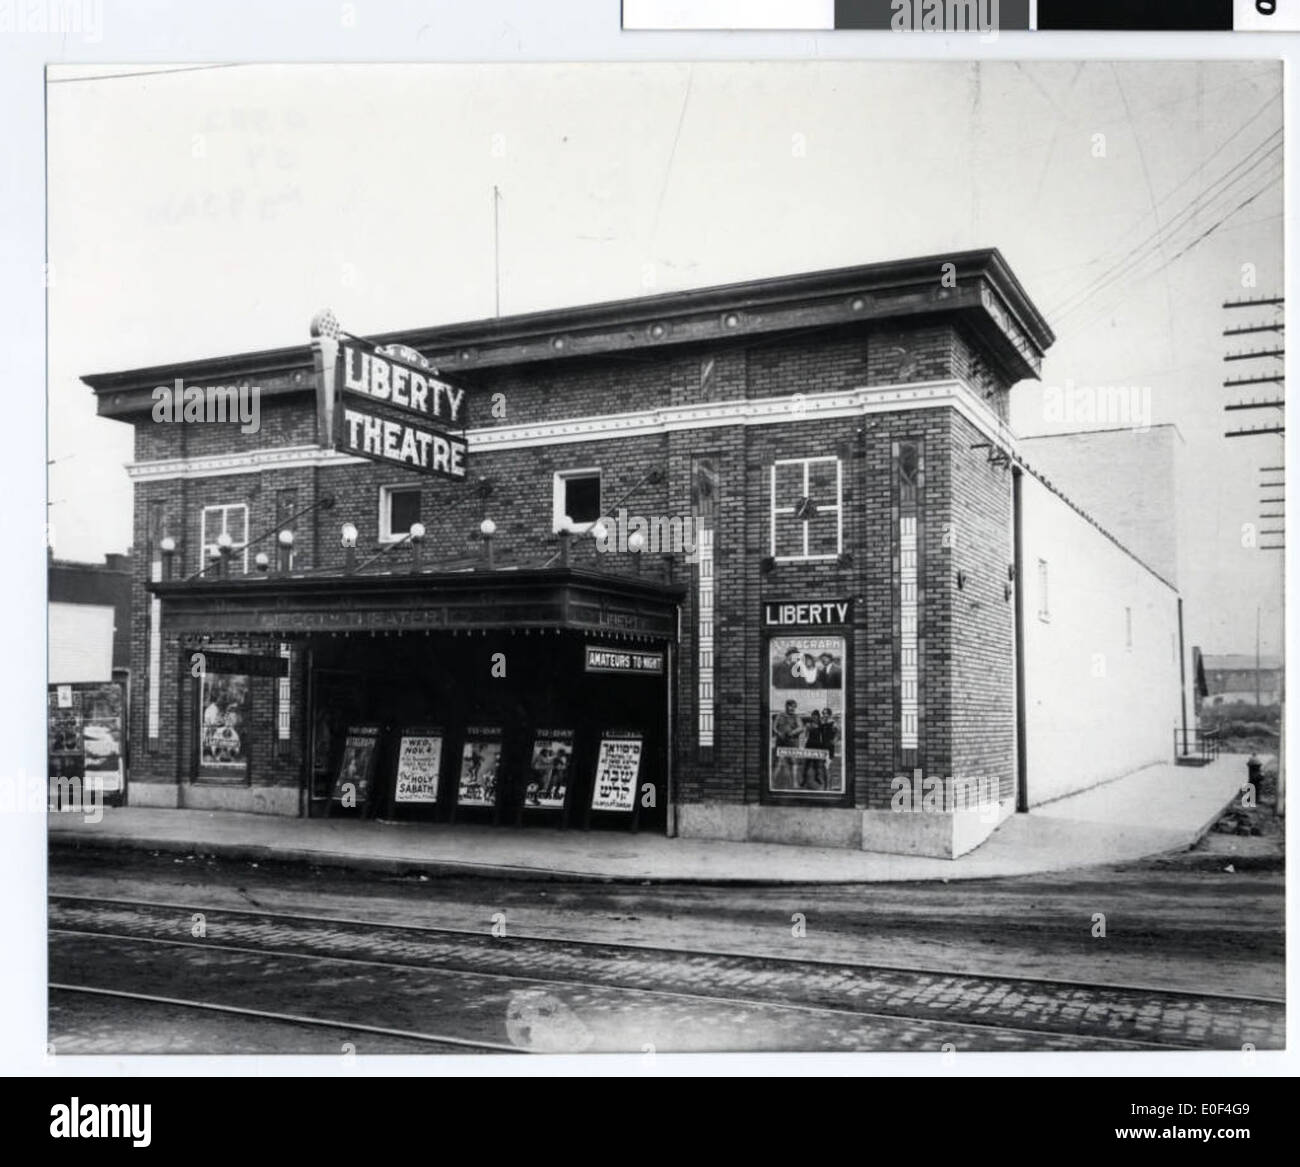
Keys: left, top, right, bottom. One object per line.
{"left": 591, "top": 732, "right": 642, "bottom": 813}
{"left": 393, "top": 727, "right": 443, "bottom": 804}
{"left": 331, "top": 724, "right": 381, "bottom": 805}
{"left": 47, "top": 682, "right": 124, "bottom": 794}
{"left": 197, "top": 670, "right": 251, "bottom": 781}
{"left": 767, "top": 634, "right": 846, "bottom": 795}
{"left": 81, "top": 683, "right": 124, "bottom": 794}
{"left": 456, "top": 727, "right": 502, "bottom": 807}
{"left": 523, "top": 729, "right": 574, "bottom": 809}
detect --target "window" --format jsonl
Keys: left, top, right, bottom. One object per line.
{"left": 1125, "top": 606, "right": 1133, "bottom": 651}
{"left": 770, "top": 456, "right": 842, "bottom": 561}
{"left": 1037, "top": 558, "right": 1050, "bottom": 622}
{"left": 380, "top": 485, "right": 422, "bottom": 542}
{"left": 199, "top": 504, "right": 249, "bottom": 573}
{"left": 553, "top": 468, "right": 602, "bottom": 532}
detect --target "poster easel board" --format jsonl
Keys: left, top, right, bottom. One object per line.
{"left": 451, "top": 727, "right": 505, "bottom": 825}
{"left": 326, "top": 724, "right": 382, "bottom": 817}
{"left": 584, "top": 730, "right": 644, "bottom": 833}
{"left": 389, "top": 725, "right": 445, "bottom": 818}
{"left": 517, "top": 728, "right": 574, "bottom": 829}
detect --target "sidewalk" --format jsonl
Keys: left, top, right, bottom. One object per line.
{"left": 48, "top": 754, "right": 1252, "bottom": 884}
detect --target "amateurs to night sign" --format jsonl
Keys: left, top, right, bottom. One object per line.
{"left": 335, "top": 341, "right": 468, "bottom": 481}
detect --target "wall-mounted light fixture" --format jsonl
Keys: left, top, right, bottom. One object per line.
{"left": 340, "top": 522, "right": 358, "bottom": 573}
{"left": 159, "top": 535, "right": 177, "bottom": 580}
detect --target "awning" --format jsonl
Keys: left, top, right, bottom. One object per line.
{"left": 148, "top": 566, "right": 685, "bottom": 643}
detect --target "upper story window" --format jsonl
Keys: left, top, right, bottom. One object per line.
{"left": 553, "top": 468, "right": 602, "bottom": 532}
{"left": 1037, "top": 558, "right": 1050, "bottom": 623}
{"left": 380, "top": 484, "right": 422, "bottom": 543}
{"left": 1125, "top": 606, "right": 1133, "bottom": 651}
{"left": 199, "top": 504, "right": 248, "bottom": 574}
{"left": 770, "top": 456, "right": 842, "bottom": 561}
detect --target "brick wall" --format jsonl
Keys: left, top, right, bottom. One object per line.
{"left": 122, "top": 316, "right": 1014, "bottom": 815}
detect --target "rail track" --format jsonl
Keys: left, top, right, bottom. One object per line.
{"left": 48, "top": 893, "right": 1285, "bottom": 1054}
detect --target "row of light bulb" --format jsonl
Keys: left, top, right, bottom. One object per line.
{"left": 161, "top": 514, "right": 646, "bottom": 566}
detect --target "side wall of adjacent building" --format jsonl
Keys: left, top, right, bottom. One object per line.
{"left": 1019, "top": 470, "right": 1182, "bottom": 806}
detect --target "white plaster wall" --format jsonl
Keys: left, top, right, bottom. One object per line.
{"left": 48, "top": 602, "right": 115, "bottom": 683}
{"left": 1020, "top": 474, "right": 1183, "bottom": 806}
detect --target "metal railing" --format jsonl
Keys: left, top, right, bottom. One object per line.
{"left": 1174, "top": 728, "right": 1221, "bottom": 764}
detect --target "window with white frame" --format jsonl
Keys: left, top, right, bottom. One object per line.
{"left": 380, "top": 484, "right": 422, "bottom": 542}
{"left": 1037, "top": 558, "right": 1050, "bottom": 622}
{"left": 770, "top": 456, "right": 842, "bottom": 561}
{"left": 552, "top": 468, "right": 602, "bottom": 532}
{"left": 199, "top": 504, "right": 249, "bottom": 573}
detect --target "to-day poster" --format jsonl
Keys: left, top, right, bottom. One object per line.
{"left": 197, "top": 669, "right": 251, "bottom": 782}
{"left": 393, "top": 728, "right": 443, "bottom": 803}
{"left": 523, "top": 729, "right": 573, "bottom": 809}
{"left": 768, "top": 634, "right": 846, "bottom": 795}
{"left": 457, "top": 728, "right": 502, "bottom": 807}
{"left": 591, "top": 733, "right": 643, "bottom": 813}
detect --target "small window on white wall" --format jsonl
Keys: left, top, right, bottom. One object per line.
{"left": 200, "top": 504, "right": 249, "bottom": 573}
{"left": 770, "top": 456, "right": 842, "bottom": 561}
{"left": 1125, "top": 606, "right": 1133, "bottom": 651}
{"left": 553, "top": 469, "right": 602, "bottom": 532}
{"left": 1036, "top": 558, "right": 1050, "bottom": 622}
{"left": 380, "top": 485, "right": 422, "bottom": 542}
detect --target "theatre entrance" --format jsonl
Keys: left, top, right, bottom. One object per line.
{"left": 305, "top": 630, "right": 670, "bottom": 832}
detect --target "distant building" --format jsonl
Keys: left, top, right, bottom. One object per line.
{"left": 1199, "top": 653, "right": 1283, "bottom": 707}
{"left": 1019, "top": 425, "right": 1183, "bottom": 588}
{"left": 48, "top": 551, "right": 133, "bottom": 800}
{"left": 48, "top": 552, "right": 132, "bottom": 683}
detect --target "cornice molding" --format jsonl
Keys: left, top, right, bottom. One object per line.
{"left": 86, "top": 250, "right": 1053, "bottom": 406}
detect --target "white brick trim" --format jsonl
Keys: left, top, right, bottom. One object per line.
{"left": 125, "top": 379, "right": 1017, "bottom": 483}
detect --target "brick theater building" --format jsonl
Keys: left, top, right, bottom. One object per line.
{"left": 82, "top": 249, "right": 1188, "bottom": 857}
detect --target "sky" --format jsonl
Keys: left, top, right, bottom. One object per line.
{"left": 46, "top": 59, "right": 1284, "bottom": 657}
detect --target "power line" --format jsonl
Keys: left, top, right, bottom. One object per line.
{"left": 1049, "top": 132, "right": 1282, "bottom": 325}
{"left": 1065, "top": 159, "right": 1283, "bottom": 338}
{"left": 1044, "top": 93, "right": 1281, "bottom": 313}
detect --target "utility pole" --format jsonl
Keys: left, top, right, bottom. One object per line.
{"left": 1224, "top": 294, "right": 1285, "bottom": 442}
{"left": 1222, "top": 294, "right": 1285, "bottom": 817}
{"left": 1256, "top": 607, "right": 1262, "bottom": 707}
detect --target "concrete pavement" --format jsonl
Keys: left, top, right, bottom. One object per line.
{"left": 48, "top": 754, "right": 1252, "bottom": 884}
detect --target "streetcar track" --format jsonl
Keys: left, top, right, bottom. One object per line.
{"left": 48, "top": 893, "right": 1284, "bottom": 1050}
{"left": 47, "top": 890, "right": 1286, "bottom": 1008}
{"left": 49, "top": 984, "right": 515, "bottom": 1053}
{"left": 50, "top": 927, "right": 1167, "bottom": 1050}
